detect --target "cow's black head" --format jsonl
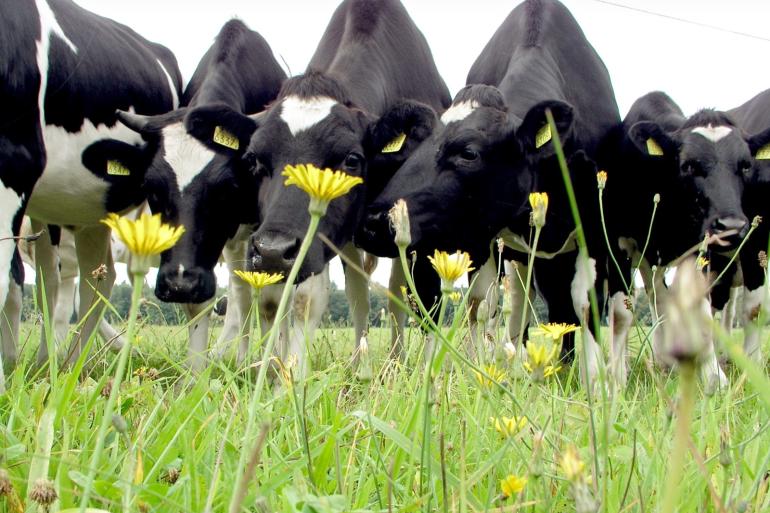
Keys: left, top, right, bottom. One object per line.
{"left": 185, "top": 72, "right": 436, "bottom": 282}
{"left": 358, "top": 84, "right": 574, "bottom": 264}
{"left": 628, "top": 110, "right": 770, "bottom": 249}
{"left": 113, "top": 108, "right": 260, "bottom": 303}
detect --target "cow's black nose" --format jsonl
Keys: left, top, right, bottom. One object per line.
{"left": 712, "top": 216, "right": 747, "bottom": 236}
{"left": 155, "top": 265, "right": 216, "bottom": 303}
{"left": 250, "top": 231, "right": 300, "bottom": 273}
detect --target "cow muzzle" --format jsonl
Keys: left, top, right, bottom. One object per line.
{"left": 358, "top": 210, "right": 399, "bottom": 257}
{"left": 250, "top": 231, "right": 301, "bottom": 274}
{"left": 708, "top": 216, "right": 749, "bottom": 248}
{"left": 155, "top": 265, "right": 216, "bottom": 304}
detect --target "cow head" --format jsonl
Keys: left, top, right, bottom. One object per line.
{"left": 628, "top": 110, "right": 770, "bottom": 249}
{"left": 114, "top": 108, "right": 260, "bottom": 303}
{"left": 185, "top": 72, "right": 435, "bottom": 282}
{"left": 358, "top": 84, "right": 574, "bottom": 264}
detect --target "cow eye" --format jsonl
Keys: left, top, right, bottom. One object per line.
{"left": 739, "top": 160, "right": 753, "bottom": 176}
{"left": 459, "top": 148, "right": 479, "bottom": 162}
{"left": 343, "top": 152, "right": 363, "bottom": 170}
{"left": 680, "top": 160, "right": 701, "bottom": 177}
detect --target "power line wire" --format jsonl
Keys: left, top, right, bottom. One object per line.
{"left": 588, "top": 0, "right": 770, "bottom": 43}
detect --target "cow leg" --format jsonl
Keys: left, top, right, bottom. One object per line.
{"left": 700, "top": 298, "right": 728, "bottom": 393}
{"left": 387, "top": 258, "right": 407, "bottom": 360}
{"left": 63, "top": 225, "right": 116, "bottom": 366}
{"left": 467, "top": 256, "right": 499, "bottom": 360}
{"left": 608, "top": 291, "right": 633, "bottom": 387}
{"left": 285, "top": 268, "right": 330, "bottom": 380}
{"left": 182, "top": 301, "right": 212, "bottom": 372}
{"left": 52, "top": 228, "right": 78, "bottom": 342}
{"left": 1, "top": 277, "right": 22, "bottom": 375}
{"left": 638, "top": 260, "right": 667, "bottom": 365}
{"left": 342, "top": 244, "right": 369, "bottom": 367}
{"left": 504, "top": 259, "right": 531, "bottom": 358}
{"left": 217, "top": 237, "right": 251, "bottom": 362}
{"left": 741, "top": 285, "right": 767, "bottom": 363}
{"left": 32, "top": 219, "right": 61, "bottom": 366}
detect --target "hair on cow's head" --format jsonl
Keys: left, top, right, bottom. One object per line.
{"left": 278, "top": 71, "right": 354, "bottom": 107}
{"left": 452, "top": 84, "right": 507, "bottom": 112}
{"left": 682, "top": 109, "right": 737, "bottom": 130}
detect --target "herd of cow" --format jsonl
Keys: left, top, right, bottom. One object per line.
{"left": 1, "top": 0, "right": 769, "bottom": 392}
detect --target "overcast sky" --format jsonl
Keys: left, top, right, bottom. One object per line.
{"left": 42, "top": 0, "right": 770, "bottom": 287}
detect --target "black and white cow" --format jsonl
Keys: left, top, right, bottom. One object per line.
{"left": 0, "top": 0, "right": 182, "bottom": 375}
{"left": 105, "top": 19, "right": 288, "bottom": 371}
{"left": 184, "top": 0, "right": 451, "bottom": 374}
{"left": 708, "top": 88, "right": 770, "bottom": 365}
{"left": 359, "top": 0, "right": 619, "bottom": 384}
{"left": 601, "top": 91, "right": 770, "bottom": 389}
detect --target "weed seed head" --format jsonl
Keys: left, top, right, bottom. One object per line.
{"left": 29, "top": 478, "right": 57, "bottom": 506}
{"left": 388, "top": 199, "right": 411, "bottom": 249}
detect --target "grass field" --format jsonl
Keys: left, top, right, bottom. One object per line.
{"left": 2, "top": 315, "right": 769, "bottom": 513}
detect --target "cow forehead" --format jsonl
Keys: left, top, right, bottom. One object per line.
{"left": 440, "top": 100, "right": 480, "bottom": 124}
{"left": 279, "top": 95, "right": 339, "bottom": 136}
{"left": 690, "top": 124, "right": 733, "bottom": 143}
{"left": 162, "top": 122, "right": 216, "bottom": 191}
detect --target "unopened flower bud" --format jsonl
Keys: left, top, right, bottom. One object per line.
{"left": 112, "top": 414, "right": 128, "bottom": 434}
{"left": 529, "top": 192, "right": 548, "bottom": 228}
{"left": 596, "top": 170, "right": 607, "bottom": 190}
{"left": 759, "top": 251, "right": 768, "bottom": 269}
{"left": 662, "top": 258, "right": 709, "bottom": 365}
{"left": 719, "top": 428, "right": 731, "bottom": 468}
{"left": 477, "top": 300, "right": 489, "bottom": 324}
{"left": 653, "top": 193, "right": 661, "bottom": 204}
{"left": 388, "top": 199, "right": 411, "bottom": 249}
{"left": 503, "top": 342, "right": 517, "bottom": 361}
{"left": 752, "top": 215, "right": 762, "bottom": 228}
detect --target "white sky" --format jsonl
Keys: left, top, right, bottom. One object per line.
{"left": 29, "top": 0, "right": 770, "bottom": 288}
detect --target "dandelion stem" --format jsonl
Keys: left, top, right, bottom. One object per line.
{"left": 660, "top": 361, "right": 697, "bottom": 513}
{"left": 79, "top": 273, "right": 143, "bottom": 512}
{"left": 516, "top": 227, "right": 540, "bottom": 351}
{"left": 228, "top": 213, "right": 321, "bottom": 513}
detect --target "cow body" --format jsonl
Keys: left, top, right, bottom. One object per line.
{"left": 359, "top": 0, "right": 619, "bottom": 385}
{"left": 602, "top": 90, "right": 770, "bottom": 389}
{"left": 0, "top": 0, "right": 182, "bottom": 371}
{"left": 186, "top": 0, "right": 451, "bottom": 374}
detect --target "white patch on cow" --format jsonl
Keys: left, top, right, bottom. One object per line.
{"left": 279, "top": 96, "right": 337, "bottom": 136}
{"left": 162, "top": 122, "right": 216, "bottom": 192}
{"left": 440, "top": 100, "right": 479, "bottom": 124}
{"left": 156, "top": 59, "right": 179, "bottom": 109}
{"left": 34, "top": 0, "right": 78, "bottom": 127}
{"left": 27, "top": 112, "right": 143, "bottom": 226}
{"left": 0, "top": 185, "right": 24, "bottom": 308}
{"left": 691, "top": 124, "right": 733, "bottom": 143}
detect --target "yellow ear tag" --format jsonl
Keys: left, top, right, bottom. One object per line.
{"left": 535, "top": 124, "right": 552, "bottom": 149}
{"left": 756, "top": 142, "right": 770, "bottom": 160}
{"left": 213, "top": 126, "right": 239, "bottom": 150}
{"left": 381, "top": 132, "right": 406, "bottom": 153}
{"left": 106, "top": 160, "right": 130, "bottom": 176}
{"left": 646, "top": 138, "right": 664, "bottom": 156}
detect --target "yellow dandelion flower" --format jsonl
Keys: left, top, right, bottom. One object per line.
{"left": 448, "top": 291, "right": 462, "bottom": 305}
{"left": 234, "top": 270, "right": 284, "bottom": 290}
{"left": 282, "top": 163, "right": 363, "bottom": 215}
{"left": 490, "top": 416, "right": 528, "bottom": 437}
{"left": 531, "top": 322, "right": 579, "bottom": 340}
{"left": 559, "top": 445, "right": 586, "bottom": 482}
{"left": 428, "top": 249, "right": 475, "bottom": 292}
{"left": 500, "top": 474, "right": 527, "bottom": 498}
{"left": 596, "top": 170, "right": 607, "bottom": 189}
{"left": 523, "top": 340, "right": 561, "bottom": 382}
{"left": 529, "top": 192, "right": 548, "bottom": 227}
{"left": 102, "top": 212, "right": 185, "bottom": 274}
{"left": 473, "top": 363, "right": 505, "bottom": 389}
{"left": 695, "top": 256, "right": 709, "bottom": 271}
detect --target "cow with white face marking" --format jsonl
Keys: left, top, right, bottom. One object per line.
{"left": 359, "top": 0, "right": 619, "bottom": 383}
{"left": 706, "top": 89, "right": 770, "bottom": 366}
{"left": 0, "top": 0, "right": 182, "bottom": 374}
{"left": 104, "top": 20, "right": 287, "bottom": 370}
{"left": 601, "top": 91, "right": 770, "bottom": 389}
{"left": 186, "top": 0, "right": 451, "bottom": 373}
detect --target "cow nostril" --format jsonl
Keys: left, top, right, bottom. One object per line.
{"left": 713, "top": 217, "right": 747, "bottom": 234}
{"left": 282, "top": 237, "right": 300, "bottom": 261}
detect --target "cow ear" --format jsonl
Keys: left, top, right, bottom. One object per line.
{"left": 517, "top": 100, "right": 574, "bottom": 157}
{"left": 365, "top": 100, "right": 438, "bottom": 166}
{"left": 81, "top": 140, "right": 154, "bottom": 183}
{"left": 747, "top": 125, "right": 770, "bottom": 160}
{"left": 185, "top": 103, "right": 258, "bottom": 155}
{"left": 628, "top": 121, "right": 677, "bottom": 158}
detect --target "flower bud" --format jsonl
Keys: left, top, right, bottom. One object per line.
{"left": 596, "top": 170, "right": 607, "bottom": 190}
{"left": 477, "top": 300, "right": 489, "bottom": 324}
{"left": 388, "top": 199, "right": 411, "bottom": 249}
{"left": 662, "top": 258, "right": 709, "bottom": 366}
{"left": 529, "top": 192, "right": 549, "bottom": 228}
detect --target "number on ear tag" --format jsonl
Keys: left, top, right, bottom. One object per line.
{"left": 535, "top": 124, "right": 552, "bottom": 149}
{"left": 646, "top": 138, "right": 664, "bottom": 156}
{"left": 381, "top": 132, "right": 406, "bottom": 153}
{"left": 107, "top": 160, "right": 130, "bottom": 176}
{"left": 756, "top": 142, "right": 770, "bottom": 160}
{"left": 213, "top": 126, "right": 239, "bottom": 150}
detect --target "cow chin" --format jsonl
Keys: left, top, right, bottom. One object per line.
{"left": 155, "top": 265, "right": 217, "bottom": 304}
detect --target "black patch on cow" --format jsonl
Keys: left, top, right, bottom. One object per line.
{"left": 278, "top": 72, "right": 354, "bottom": 106}
{"left": 82, "top": 139, "right": 155, "bottom": 213}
